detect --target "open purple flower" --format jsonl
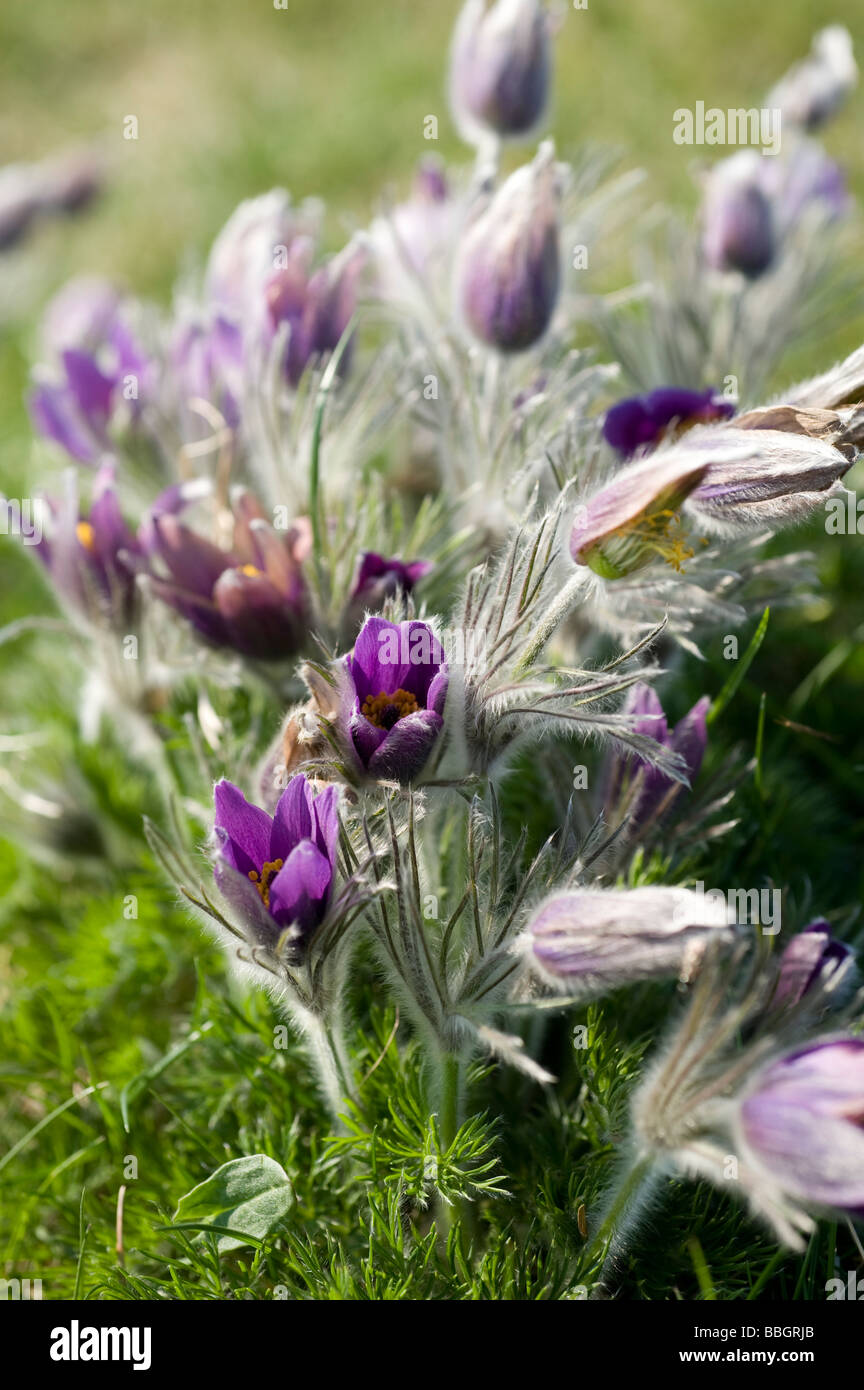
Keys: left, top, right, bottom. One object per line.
{"left": 28, "top": 277, "right": 150, "bottom": 465}
{"left": 736, "top": 1039, "right": 864, "bottom": 1214}
{"left": 212, "top": 775, "right": 340, "bottom": 948}
{"left": 774, "top": 920, "right": 855, "bottom": 1009}
{"left": 603, "top": 387, "right": 735, "bottom": 458}
{"left": 343, "top": 617, "right": 448, "bottom": 782}
{"left": 34, "top": 465, "right": 143, "bottom": 627}
{"left": 144, "top": 488, "right": 310, "bottom": 661}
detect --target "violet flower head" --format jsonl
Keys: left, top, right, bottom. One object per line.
{"left": 736, "top": 1039, "right": 864, "bottom": 1214}
{"left": 28, "top": 277, "right": 150, "bottom": 465}
{"left": 350, "top": 552, "right": 431, "bottom": 609}
{"left": 344, "top": 617, "right": 448, "bottom": 782}
{"left": 170, "top": 310, "right": 244, "bottom": 431}
{"left": 606, "top": 683, "right": 709, "bottom": 831}
{"left": 701, "top": 152, "right": 775, "bottom": 278}
{"left": 458, "top": 141, "right": 560, "bottom": 353}
{"left": 212, "top": 775, "right": 340, "bottom": 949}
{"left": 603, "top": 387, "right": 735, "bottom": 459}
{"left": 774, "top": 920, "right": 855, "bottom": 1009}
{"left": 264, "top": 236, "right": 365, "bottom": 387}
{"left": 205, "top": 189, "right": 312, "bottom": 319}
{"left": 35, "top": 465, "right": 143, "bottom": 627}
{"left": 761, "top": 139, "right": 850, "bottom": 232}
{"left": 450, "top": 0, "right": 551, "bottom": 146}
{"left": 525, "top": 886, "right": 732, "bottom": 995}
{"left": 144, "top": 488, "right": 310, "bottom": 661}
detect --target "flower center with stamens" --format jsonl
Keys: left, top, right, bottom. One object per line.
{"left": 248, "top": 857, "right": 284, "bottom": 907}
{"left": 76, "top": 521, "right": 96, "bottom": 553}
{"left": 361, "top": 687, "right": 420, "bottom": 730}
{"left": 238, "top": 563, "right": 263, "bottom": 578}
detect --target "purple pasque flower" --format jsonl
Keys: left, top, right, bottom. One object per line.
{"left": 458, "top": 141, "right": 560, "bottom": 353}
{"left": 570, "top": 450, "right": 708, "bottom": 579}
{"left": 603, "top": 387, "right": 735, "bottom": 459}
{"left": 766, "top": 26, "right": 857, "bottom": 132}
{"left": 28, "top": 277, "right": 150, "bottom": 465}
{"left": 773, "top": 920, "right": 855, "bottom": 1009}
{"left": 449, "top": 0, "right": 551, "bottom": 146}
{"left": 606, "top": 682, "right": 709, "bottom": 830}
{"left": 760, "top": 138, "right": 850, "bottom": 232}
{"left": 343, "top": 617, "right": 448, "bottom": 782}
{"left": 263, "top": 235, "right": 365, "bottom": 387}
{"left": 350, "top": 552, "right": 431, "bottom": 608}
{"left": 205, "top": 189, "right": 318, "bottom": 320}
{"left": 169, "top": 308, "right": 244, "bottom": 432}
{"left": 735, "top": 1038, "right": 864, "bottom": 1213}
{"left": 144, "top": 488, "right": 310, "bottom": 661}
{"left": 525, "top": 886, "right": 732, "bottom": 994}
{"left": 701, "top": 151, "right": 775, "bottom": 278}
{"left": 34, "top": 464, "right": 143, "bottom": 626}
{"left": 212, "top": 774, "right": 340, "bottom": 948}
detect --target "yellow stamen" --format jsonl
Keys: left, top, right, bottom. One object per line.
{"left": 361, "top": 687, "right": 420, "bottom": 730}
{"left": 238, "top": 563, "right": 263, "bottom": 578}
{"left": 76, "top": 521, "right": 96, "bottom": 553}
{"left": 248, "top": 857, "right": 285, "bottom": 908}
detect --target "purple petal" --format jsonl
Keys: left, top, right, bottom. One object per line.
{"left": 270, "top": 774, "right": 314, "bottom": 861}
{"left": 268, "top": 840, "right": 333, "bottom": 934}
{"left": 213, "top": 779, "right": 272, "bottom": 876}
{"left": 367, "top": 708, "right": 443, "bottom": 781}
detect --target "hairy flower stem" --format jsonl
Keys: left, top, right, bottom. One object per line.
{"left": 581, "top": 1153, "right": 663, "bottom": 1298}
{"left": 433, "top": 1049, "right": 463, "bottom": 1241}
{"left": 295, "top": 1006, "right": 356, "bottom": 1130}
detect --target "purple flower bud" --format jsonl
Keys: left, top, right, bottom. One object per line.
{"left": 450, "top": 0, "right": 551, "bottom": 145}
{"left": 458, "top": 142, "right": 559, "bottom": 352}
{"left": 205, "top": 190, "right": 315, "bottom": 318}
{"left": 0, "top": 164, "right": 42, "bottom": 250}
{"left": 212, "top": 774, "right": 340, "bottom": 948}
{"left": 774, "top": 920, "right": 855, "bottom": 1009}
{"left": 736, "top": 1039, "right": 864, "bottom": 1213}
{"left": 766, "top": 26, "right": 857, "bottom": 131}
{"left": 603, "top": 387, "right": 735, "bottom": 459}
{"left": 264, "top": 237, "right": 364, "bottom": 387}
{"left": 701, "top": 152, "right": 775, "bottom": 278}
{"left": 569, "top": 451, "right": 708, "bottom": 579}
{"left": 38, "top": 149, "right": 103, "bottom": 215}
{"left": 144, "top": 489, "right": 310, "bottom": 661}
{"left": 350, "top": 552, "right": 430, "bottom": 608}
{"left": 342, "top": 617, "right": 448, "bottom": 783}
{"left": 606, "top": 683, "right": 709, "bottom": 830}
{"left": 525, "top": 887, "right": 732, "bottom": 993}
{"left": 760, "top": 138, "right": 850, "bottom": 231}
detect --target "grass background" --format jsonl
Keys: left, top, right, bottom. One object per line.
{"left": 1, "top": 0, "right": 863, "bottom": 1300}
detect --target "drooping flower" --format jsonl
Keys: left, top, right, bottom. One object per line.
{"left": 701, "top": 151, "right": 776, "bottom": 278}
{"left": 28, "top": 277, "right": 150, "bottom": 464}
{"left": 34, "top": 464, "right": 143, "bottom": 629}
{"left": 602, "top": 387, "right": 735, "bottom": 458}
{"left": 343, "top": 616, "right": 448, "bottom": 782}
{"left": 773, "top": 920, "right": 855, "bottom": 1010}
{"left": 766, "top": 26, "right": 857, "bottom": 131}
{"left": 449, "top": 0, "right": 551, "bottom": 146}
{"left": 682, "top": 424, "right": 854, "bottom": 533}
{"left": 605, "top": 683, "right": 709, "bottom": 831}
{"left": 734, "top": 1039, "right": 864, "bottom": 1215}
{"left": 212, "top": 775, "right": 340, "bottom": 949}
{"left": 569, "top": 451, "right": 708, "bottom": 579}
{"left": 144, "top": 488, "right": 310, "bottom": 661}
{"left": 524, "top": 886, "right": 732, "bottom": 995}
{"left": 457, "top": 141, "right": 560, "bottom": 353}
